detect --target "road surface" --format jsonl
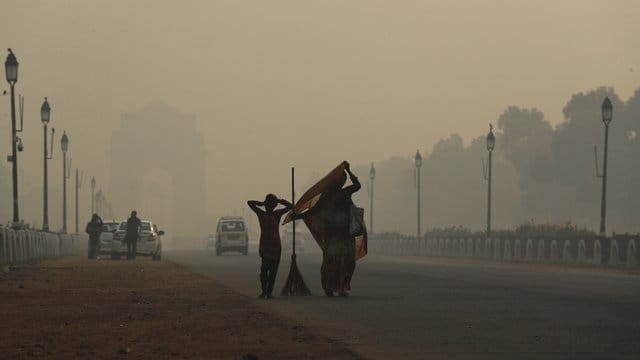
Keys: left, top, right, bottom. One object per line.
{"left": 167, "top": 247, "right": 640, "bottom": 359}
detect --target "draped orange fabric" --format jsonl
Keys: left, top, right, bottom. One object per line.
{"left": 283, "top": 163, "right": 368, "bottom": 260}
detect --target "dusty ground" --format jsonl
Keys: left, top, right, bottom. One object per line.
{"left": 0, "top": 257, "right": 362, "bottom": 360}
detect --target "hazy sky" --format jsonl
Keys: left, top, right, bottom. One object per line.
{"left": 1, "top": 1, "right": 638, "bottom": 230}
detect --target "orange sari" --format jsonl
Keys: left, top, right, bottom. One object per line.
{"left": 283, "top": 163, "right": 368, "bottom": 291}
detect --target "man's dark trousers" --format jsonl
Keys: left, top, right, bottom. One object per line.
{"left": 127, "top": 240, "right": 137, "bottom": 260}
{"left": 88, "top": 239, "right": 99, "bottom": 259}
{"left": 260, "top": 257, "right": 280, "bottom": 295}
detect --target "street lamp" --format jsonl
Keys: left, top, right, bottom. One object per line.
{"left": 61, "top": 131, "right": 70, "bottom": 233}
{"left": 91, "top": 177, "right": 96, "bottom": 214}
{"left": 598, "top": 97, "right": 613, "bottom": 235}
{"left": 369, "top": 162, "right": 376, "bottom": 234}
{"left": 75, "top": 169, "right": 83, "bottom": 233}
{"left": 5, "top": 48, "right": 20, "bottom": 227}
{"left": 414, "top": 150, "right": 422, "bottom": 240}
{"left": 41, "top": 97, "right": 55, "bottom": 231}
{"left": 485, "top": 124, "right": 495, "bottom": 237}
{"left": 95, "top": 189, "right": 103, "bottom": 216}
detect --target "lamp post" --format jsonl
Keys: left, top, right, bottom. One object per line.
{"left": 61, "top": 131, "right": 69, "bottom": 233}
{"left": 75, "top": 169, "right": 83, "bottom": 233}
{"left": 41, "top": 97, "right": 55, "bottom": 231}
{"left": 369, "top": 162, "right": 376, "bottom": 234}
{"left": 599, "top": 97, "right": 613, "bottom": 235}
{"left": 485, "top": 124, "right": 495, "bottom": 237}
{"left": 414, "top": 150, "right": 422, "bottom": 240}
{"left": 5, "top": 48, "right": 20, "bottom": 227}
{"left": 95, "top": 190, "right": 103, "bottom": 217}
{"left": 91, "top": 177, "right": 96, "bottom": 214}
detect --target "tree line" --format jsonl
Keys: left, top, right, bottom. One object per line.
{"left": 352, "top": 86, "right": 640, "bottom": 235}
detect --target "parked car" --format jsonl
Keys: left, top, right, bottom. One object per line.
{"left": 111, "top": 220, "right": 164, "bottom": 260}
{"left": 215, "top": 216, "right": 248, "bottom": 256}
{"left": 206, "top": 233, "right": 216, "bottom": 249}
{"left": 98, "top": 220, "right": 122, "bottom": 257}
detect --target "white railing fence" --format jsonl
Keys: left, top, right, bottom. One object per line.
{"left": 368, "top": 234, "right": 639, "bottom": 267}
{"left": 1, "top": 226, "right": 88, "bottom": 265}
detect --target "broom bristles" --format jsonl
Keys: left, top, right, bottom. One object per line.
{"left": 280, "top": 254, "right": 311, "bottom": 296}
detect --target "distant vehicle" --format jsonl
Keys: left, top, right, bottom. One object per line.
{"left": 215, "top": 216, "right": 248, "bottom": 256}
{"left": 281, "top": 225, "right": 312, "bottom": 254}
{"left": 206, "top": 233, "right": 216, "bottom": 249}
{"left": 111, "top": 220, "right": 164, "bottom": 260}
{"left": 98, "top": 221, "right": 123, "bottom": 257}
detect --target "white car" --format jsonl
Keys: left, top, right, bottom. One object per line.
{"left": 215, "top": 216, "right": 248, "bottom": 256}
{"left": 98, "top": 220, "right": 122, "bottom": 256}
{"left": 111, "top": 220, "right": 164, "bottom": 260}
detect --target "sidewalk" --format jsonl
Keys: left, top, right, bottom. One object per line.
{"left": 0, "top": 257, "right": 362, "bottom": 359}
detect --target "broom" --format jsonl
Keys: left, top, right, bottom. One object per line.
{"left": 280, "top": 167, "right": 311, "bottom": 296}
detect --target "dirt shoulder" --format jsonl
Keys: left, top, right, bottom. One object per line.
{"left": 0, "top": 257, "right": 362, "bottom": 360}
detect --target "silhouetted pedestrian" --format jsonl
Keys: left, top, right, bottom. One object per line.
{"left": 293, "top": 161, "right": 361, "bottom": 297}
{"left": 85, "top": 213, "right": 103, "bottom": 259}
{"left": 248, "top": 194, "right": 292, "bottom": 299}
{"left": 124, "top": 210, "right": 142, "bottom": 260}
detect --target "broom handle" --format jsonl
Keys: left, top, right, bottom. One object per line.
{"left": 292, "top": 167, "right": 296, "bottom": 256}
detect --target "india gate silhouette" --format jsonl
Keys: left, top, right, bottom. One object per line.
{"left": 110, "top": 101, "right": 207, "bottom": 238}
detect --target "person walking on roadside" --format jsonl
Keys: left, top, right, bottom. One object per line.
{"left": 124, "top": 210, "right": 142, "bottom": 260}
{"left": 85, "top": 213, "right": 103, "bottom": 259}
{"left": 292, "top": 161, "right": 361, "bottom": 297}
{"left": 247, "top": 194, "right": 292, "bottom": 299}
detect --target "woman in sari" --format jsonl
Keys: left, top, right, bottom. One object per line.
{"left": 295, "top": 161, "right": 361, "bottom": 297}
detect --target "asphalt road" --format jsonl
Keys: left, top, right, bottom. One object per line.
{"left": 167, "top": 247, "right": 640, "bottom": 360}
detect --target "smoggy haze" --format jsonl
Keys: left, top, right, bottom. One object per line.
{"left": 0, "top": 1, "right": 638, "bottom": 235}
